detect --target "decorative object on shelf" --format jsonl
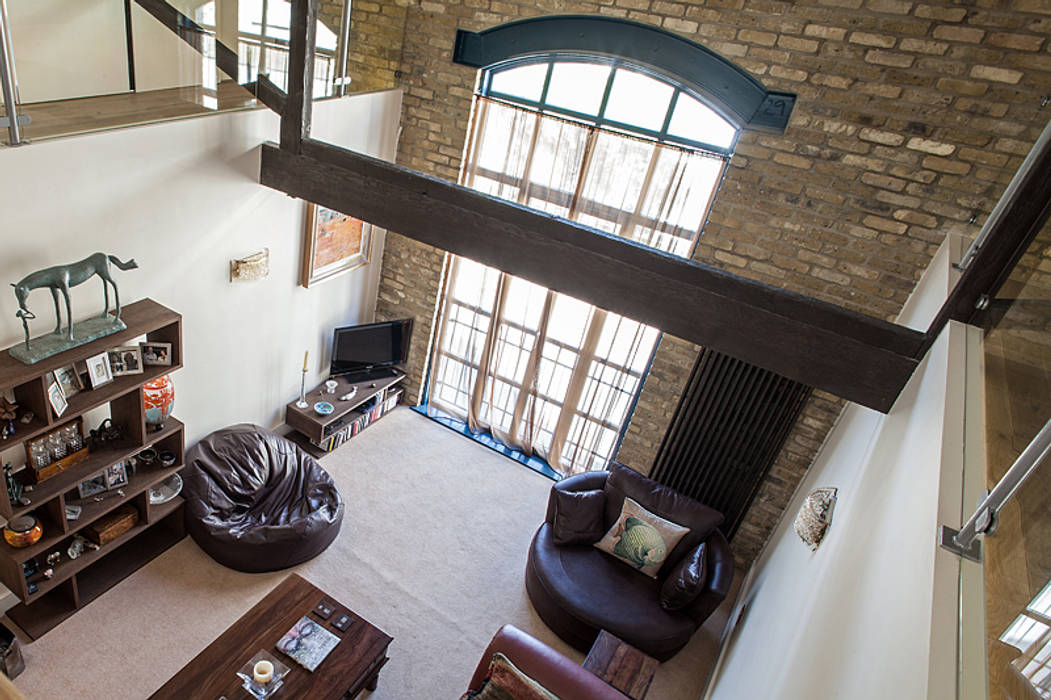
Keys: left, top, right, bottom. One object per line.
{"left": 149, "top": 473, "right": 182, "bottom": 505}
{"left": 88, "top": 418, "right": 123, "bottom": 448}
{"left": 313, "top": 402, "right": 334, "bottom": 416}
{"left": 332, "top": 613, "right": 352, "bottom": 633}
{"left": 276, "top": 616, "right": 340, "bottom": 671}
{"left": 107, "top": 346, "right": 143, "bottom": 377}
{"left": 3, "top": 515, "right": 42, "bottom": 548}
{"left": 301, "top": 205, "right": 373, "bottom": 288}
{"left": 297, "top": 351, "right": 309, "bottom": 409}
{"left": 325, "top": 380, "right": 337, "bottom": 394}
{"left": 9, "top": 253, "right": 139, "bottom": 365}
{"left": 77, "top": 474, "right": 107, "bottom": 499}
{"left": 67, "top": 539, "right": 83, "bottom": 560}
{"left": 4, "top": 463, "right": 21, "bottom": 506}
{"left": 26, "top": 418, "right": 89, "bottom": 484}
{"left": 159, "top": 451, "right": 176, "bottom": 467}
{"left": 136, "top": 447, "right": 158, "bottom": 466}
{"left": 105, "top": 462, "right": 129, "bottom": 490}
{"left": 45, "top": 552, "right": 60, "bottom": 567}
{"left": 19, "top": 411, "right": 33, "bottom": 424}
{"left": 84, "top": 351, "right": 114, "bottom": 388}
{"left": 53, "top": 365, "right": 82, "bottom": 399}
{"left": 794, "top": 486, "right": 838, "bottom": 551}
{"left": 143, "top": 374, "right": 175, "bottom": 431}
{"left": 46, "top": 381, "right": 67, "bottom": 418}
{"left": 65, "top": 504, "right": 82, "bottom": 521}
{"left": 0, "top": 398, "right": 17, "bottom": 440}
{"left": 22, "top": 559, "right": 37, "bottom": 579}
{"left": 84, "top": 504, "right": 138, "bottom": 545}
{"left": 140, "top": 342, "right": 172, "bottom": 366}
{"left": 230, "top": 248, "right": 271, "bottom": 282}
{"left": 236, "top": 650, "right": 289, "bottom": 700}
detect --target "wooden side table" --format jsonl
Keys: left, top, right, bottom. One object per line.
{"left": 582, "top": 630, "right": 659, "bottom": 700}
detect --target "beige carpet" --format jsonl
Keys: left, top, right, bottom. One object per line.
{"left": 12, "top": 409, "right": 730, "bottom": 699}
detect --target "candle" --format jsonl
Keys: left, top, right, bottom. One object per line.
{"left": 253, "top": 659, "right": 274, "bottom": 685}
{"left": 302, "top": 350, "right": 309, "bottom": 372}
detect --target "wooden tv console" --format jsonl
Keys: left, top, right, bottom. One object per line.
{"left": 285, "top": 371, "right": 404, "bottom": 458}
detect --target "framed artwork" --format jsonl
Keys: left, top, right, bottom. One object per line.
{"left": 47, "top": 381, "right": 68, "bottom": 418}
{"left": 140, "top": 342, "right": 172, "bottom": 366}
{"left": 301, "top": 204, "right": 373, "bottom": 288}
{"left": 105, "top": 462, "right": 129, "bottom": 490}
{"left": 53, "top": 365, "right": 82, "bottom": 399}
{"left": 77, "top": 474, "right": 107, "bottom": 499}
{"left": 108, "top": 346, "right": 143, "bottom": 377}
{"left": 85, "top": 352, "right": 113, "bottom": 388}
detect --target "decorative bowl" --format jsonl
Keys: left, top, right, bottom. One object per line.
{"left": 149, "top": 473, "right": 183, "bottom": 505}
{"left": 313, "top": 402, "right": 334, "bottom": 416}
{"left": 159, "top": 450, "right": 177, "bottom": 467}
{"left": 4, "top": 515, "right": 42, "bottom": 548}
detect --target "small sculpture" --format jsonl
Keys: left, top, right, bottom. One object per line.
{"left": 4, "top": 463, "right": 21, "bottom": 506}
{"left": 0, "top": 398, "right": 17, "bottom": 440}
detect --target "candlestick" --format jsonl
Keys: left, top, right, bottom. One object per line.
{"left": 296, "top": 368, "right": 309, "bottom": 409}
{"left": 253, "top": 659, "right": 274, "bottom": 685}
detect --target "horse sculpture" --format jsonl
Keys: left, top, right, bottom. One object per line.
{"left": 12, "top": 253, "right": 139, "bottom": 345}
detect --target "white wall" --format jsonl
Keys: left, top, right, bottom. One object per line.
{"left": 706, "top": 238, "right": 968, "bottom": 699}
{"left": 0, "top": 90, "right": 402, "bottom": 447}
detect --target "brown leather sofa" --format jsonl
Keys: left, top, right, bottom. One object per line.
{"left": 525, "top": 463, "right": 734, "bottom": 661}
{"left": 466, "top": 624, "right": 627, "bottom": 699}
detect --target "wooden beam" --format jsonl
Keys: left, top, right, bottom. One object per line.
{"left": 132, "top": 0, "right": 239, "bottom": 81}
{"left": 260, "top": 139, "right": 923, "bottom": 412}
{"left": 247, "top": 74, "right": 287, "bottom": 114}
{"left": 281, "top": 0, "right": 317, "bottom": 153}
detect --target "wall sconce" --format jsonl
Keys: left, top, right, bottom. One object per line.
{"left": 794, "top": 487, "right": 838, "bottom": 551}
{"left": 230, "top": 248, "right": 270, "bottom": 282}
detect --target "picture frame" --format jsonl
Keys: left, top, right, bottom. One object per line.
{"left": 85, "top": 352, "right": 113, "bottom": 389}
{"left": 108, "top": 346, "right": 143, "bottom": 377}
{"left": 104, "top": 461, "right": 129, "bottom": 490}
{"left": 53, "top": 365, "right": 82, "bottom": 399}
{"left": 140, "top": 342, "right": 172, "bottom": 367}
{"left": 77, "top": 474, "right": 107, "bottom": 499}
{"left": 300, "top": 203, "right": 373, "bottom": 288}
{"left": 47, "top": 381, "right": 67, "bottom": 418}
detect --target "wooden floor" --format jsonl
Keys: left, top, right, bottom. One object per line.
{"left": 0, "top": 82, "right": 259, "bottom": 144}
{"left": 983, "top": 283, "right": 1051, "bottom": 700}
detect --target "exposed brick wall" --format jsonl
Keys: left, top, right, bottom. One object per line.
{"left": 338, "top": 0, "right": 1051, "bottom": 565}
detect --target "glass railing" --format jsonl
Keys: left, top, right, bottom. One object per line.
{"left": 975, "top": 216, "right": 1051, "bottom": 700}
{"left": 0, "top": 0, "right": 348, "bottom": 145}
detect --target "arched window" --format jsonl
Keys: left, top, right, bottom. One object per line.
{"left": 424, "top": 19, "right": 792, "bottom": 476}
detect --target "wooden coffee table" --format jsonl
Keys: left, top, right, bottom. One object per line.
{"left": 150, "top": 574, "right": 392, "bottom": 699}
{"left": 582, "top": 630, "right": 658, "bottom": 700}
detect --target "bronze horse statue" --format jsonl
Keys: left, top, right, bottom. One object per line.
{"left": 12, "top": 253, "right": 139, "bottom": 342}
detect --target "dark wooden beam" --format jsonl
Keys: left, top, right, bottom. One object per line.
{"left": 247, "top": 74, "right": 287, "bottom": 114}
{"left": 132, "top": 0, "right": 239, "bottom": 80}
{"left": 260, "top": 139, "right": 923, "bottom": 412}
{"left": 921, "top": 121, "right": 1051, "bottom": 355}
{"left": 281, "top": 0, "right": 317, "bottom": 153}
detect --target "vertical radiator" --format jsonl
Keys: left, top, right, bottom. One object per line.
{"left": 650, "top": 348, "right": 811, "bottom": 538}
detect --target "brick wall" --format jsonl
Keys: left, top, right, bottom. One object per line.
{"left": 337, "top": 0, "right": 1051, "bottom": 565}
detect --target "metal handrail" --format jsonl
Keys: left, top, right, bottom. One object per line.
{"left": 940, "top": 416, "right": 1051, "bottom": 561}
{"left": 334, "top": 0, "right": 352, "bottom": 96}
{"left": 0, "top": 0, "right": 22, "bottom": 145}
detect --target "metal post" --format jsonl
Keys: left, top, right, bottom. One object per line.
{"left": 0, "top": 0, "right": 17, "bottom": 100}
{"left": 0, "top": 0, "right": 22, "bottom": 145}
{"left": 940, "top": 416, "right": 1051, "bottom": 562}
{"left": 257, "top": 0, "right": 269, "bottom": 80}
{"left": 334, "top": 0, "right": 352, "bottom": 96}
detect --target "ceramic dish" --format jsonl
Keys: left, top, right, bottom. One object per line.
{"left": 313, "top": 402, "right": 334, "bottom": 416}
{"left": 149, "top": 473, "right": 183, "bottom": 505}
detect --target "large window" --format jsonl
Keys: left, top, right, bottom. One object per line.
{"left": 425, "top": 59, "right": 736, "bottom": 476}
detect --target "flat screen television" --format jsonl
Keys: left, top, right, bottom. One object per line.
{"left": 330, "top": 318, "right": 414, "bottom": 379}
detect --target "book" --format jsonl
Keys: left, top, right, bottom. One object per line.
{"left": 275, "top": 616, "right": 340, "bottom": 672}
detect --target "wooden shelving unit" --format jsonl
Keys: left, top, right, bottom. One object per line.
{"left": 0, "top": 298, "right": 185, "bottom": 639}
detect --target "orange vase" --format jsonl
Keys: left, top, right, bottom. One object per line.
{"left": 143, "top": 374, "right": 175, "bottom": 431}
{"left": 4, "top": 515, "right": 42, "bottom": 548}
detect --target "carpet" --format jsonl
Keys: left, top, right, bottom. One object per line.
{"left": 12, "top": 408, "right": 730, "bottom": 699}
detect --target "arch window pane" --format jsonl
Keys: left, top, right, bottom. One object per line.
{"left": 668, "top": 93, "right": 736, "bottom": 149}
{"left": 489, "top": 62, "right": 548, "bottom": 102}
{"left": 545, "top": 62, "right": 610, "bottom": 115}
{"left": 603, "top": 69, "right": 675, "bottom": 132}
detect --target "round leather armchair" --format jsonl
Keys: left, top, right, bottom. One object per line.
{"left": 183, "top": 424, "right": 344, "bottom": 573}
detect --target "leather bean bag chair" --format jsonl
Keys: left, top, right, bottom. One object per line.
{"left": 183, "top": 424, "right": 344, "bottom": 573}
{"left": 525, "top": 463, "right": 734, "bottom": 661}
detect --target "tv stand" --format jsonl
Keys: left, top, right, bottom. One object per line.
{"left": 285, "top": 371, "right": 405, "bottom": 458}
{"left": 339, "top": 367, "right": 399, "bottom": 383}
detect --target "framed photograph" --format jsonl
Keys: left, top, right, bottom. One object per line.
{"left": 139, "top": 342, "right": 172, "bottom": 366}
{"left": 85, "top": 352, "right": 113, "bottom": 388}
{"left": 53, "top": 365, "right": 83, "bottom": 399}
{"left": 104, "top": 461, "right": 129, "bottom": 490}
{"left": 77, "top": 474, "right": 107, "bottom": 499}
{"left": 47, "top": 381, "right": 67, "bottom": 418}
{"left": 301, "top": 204, "right": 373, "bottom": 288}
{"left": 108, "top": 346, "right": 143, "bottom": 377}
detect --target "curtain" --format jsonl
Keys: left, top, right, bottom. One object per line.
{"left": 427, "top": 98, "right": 726, "bottom": 475}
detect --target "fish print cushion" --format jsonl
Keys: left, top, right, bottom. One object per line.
{"left": 594, "top": 497, "right": 690, "bottom": 578}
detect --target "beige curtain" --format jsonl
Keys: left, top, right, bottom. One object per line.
{"left": 427, "top": 98, "right": 726, "bottom": 475}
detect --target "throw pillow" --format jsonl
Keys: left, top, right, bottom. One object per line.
{"left": 461, "top": 652, "right": 559, "bottom": 700}
{"left": 551, "top": 488, "right": 606, "bottom": 546}
{"left": 660, "top": 541, "right": 708, "bottom": 611}
{"left": 594, "top": 497, "right": 690, "bottom": 578}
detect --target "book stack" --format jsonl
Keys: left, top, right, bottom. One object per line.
{"left": 311, "top": 390, "right": 403, "bottom": 452}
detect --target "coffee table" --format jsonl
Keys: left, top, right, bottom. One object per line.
{"left": 150, "top": 574, "right": 392, "bottom": 699}
{"left": 582, "top": 630, "right": 658, "bottom": 700}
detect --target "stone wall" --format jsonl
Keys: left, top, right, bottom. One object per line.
{"left": 335, "top": 0, "right": 1051, "bottom": 565}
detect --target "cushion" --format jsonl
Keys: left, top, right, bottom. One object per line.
{"left": 660, "top": 542, "right": 708, "bottom": 610}
{"left": 595, "top": 497, "right": 690, "bottom": 578}
{"left": 603, "top": 462, "right": 724, "bottom": 578}
{"left": 461, "top": 652, "right": 558, "bottom": 700}
{"left": 551, "top": 488, "right": 606, "bottom": 545}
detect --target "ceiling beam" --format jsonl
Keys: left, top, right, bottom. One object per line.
{"left": 260, "top": 139, "right": 922, "bottom": 412}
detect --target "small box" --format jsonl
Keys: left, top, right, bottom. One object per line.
{"left": 85, "top": 505, "right": 138, "bottom": 545}
{"left": 26, "top": 447, "right": 88, "bottom": 484}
